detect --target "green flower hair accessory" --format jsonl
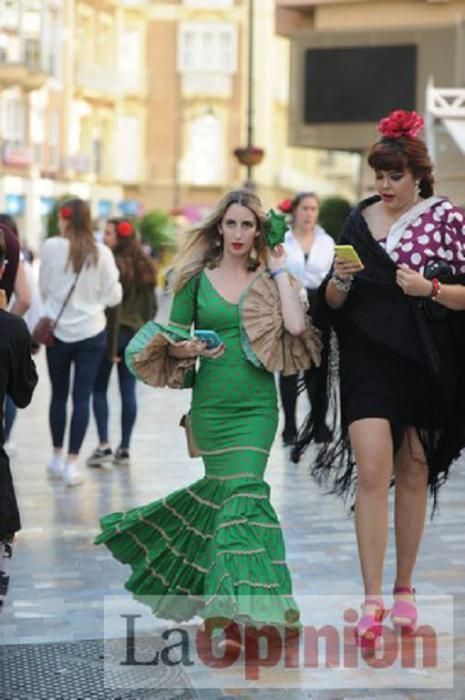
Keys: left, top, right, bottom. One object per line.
{"left": 266, "top": 209, "right": 288, "bottom": 248}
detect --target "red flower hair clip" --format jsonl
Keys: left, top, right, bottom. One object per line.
{"left": 378, "top": 110, "right": 424, "bottom": 140}
{"left": 117, "top": 221, "right": 133, "bottom": 237}
{"left": 278, "top": 198, "right": 293, "bottom": 214}
{"left": 60, "top": 206, "right": 72, "bottom": 220}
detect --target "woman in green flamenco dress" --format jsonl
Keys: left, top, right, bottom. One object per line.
{"left": 95, "top": 189, "right": 321, "bottom": 630}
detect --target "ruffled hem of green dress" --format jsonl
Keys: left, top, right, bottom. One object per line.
{"left": 95, "top": 475, "right": 299, "bottom": 626}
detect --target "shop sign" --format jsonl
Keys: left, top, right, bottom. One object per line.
{"left": 2, "top": 143, "right": 32, "bottom": 166}
{"left": 118, "top": 200, "right": 140, "bottom": 217}
{"left": 98, "top": 199, "right": 113, "bottom": 218}
{"left": 5, "top": 194, "right": 26, "bottom": 216}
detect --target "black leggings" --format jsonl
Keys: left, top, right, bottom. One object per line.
{"left": 279, "top": 368, "right": 318, "bottom": 438}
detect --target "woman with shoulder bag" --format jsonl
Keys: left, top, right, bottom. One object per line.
{"left": 293, "top": 110, "right": 465, "bottom": 650}
{"left": 95, "top": 189, "right": 321, "bottom": 635}
{"left": 39, "top": 199, "right": 122, "bottom": 486}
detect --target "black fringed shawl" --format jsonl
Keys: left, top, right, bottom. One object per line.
{"left": 292, "top": 196, "right": 465, "bottom": 512}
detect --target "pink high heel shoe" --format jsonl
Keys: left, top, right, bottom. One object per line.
{"left": 355, "top": 596, "right": 387, "bottom": 650}
{"left": 391, "top": 585, "right": 417, "bottom": 635}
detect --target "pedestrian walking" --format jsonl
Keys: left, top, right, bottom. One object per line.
{"left": 0, "top": 218, "right": 31, "bottom": 317}
{"left": 293, "top": 110, "right": 465, "bottom": 649}
{"left": 39, "top": 199, "right": 122, "bottom": 487}
{"left": 1, "top": 215, "right": 41, "bottom": 455}
{"left": 278, "top": 192, "right": 334, "bottom": 445}
{"left": 87, "top": 218, "right": 157, "bottom": 468}
{"left": 0, "top": 231, "right": 38, "bottom": 614}
{"left": 95, "top": 189, "right": 321, "bottom": 630}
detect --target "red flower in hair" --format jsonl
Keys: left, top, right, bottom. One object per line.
{"left": 117, "top": 221, "right": 133, "bottom": 237}
{"left": 378, "top": 110, "right": 424, "bottom": 140}
{"left": 60, "top": 206, "right": 72, "bottom": 219}
{"left": 278, "top": 198, "right": 293, "bottom": 214}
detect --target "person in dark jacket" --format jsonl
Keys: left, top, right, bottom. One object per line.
{"left": 87, "top": 218, "right": 157, "bottom": 468}
{"left": 0, "top": 231, "right": 38, "bottom": 614}
{"left": 0, "top": 218, "right": 31, "bottom": 316}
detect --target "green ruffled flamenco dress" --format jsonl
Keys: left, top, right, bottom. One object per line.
{"left": 95, "top": 269, "right": 321, "bottom": 626}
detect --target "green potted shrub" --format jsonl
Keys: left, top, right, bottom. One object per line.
{"left": 319, "top": 196, "right": 353, "bottom": 241}
{"left": 137, "top": 209, "right": 177, "bottom": 256}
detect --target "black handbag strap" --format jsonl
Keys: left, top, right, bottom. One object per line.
{"left": 53, "top": 257, "right": 87, "bottom": 330}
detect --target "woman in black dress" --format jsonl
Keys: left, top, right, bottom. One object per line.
{"left": 294, "top": 110, "right": 465, "bottom": 648}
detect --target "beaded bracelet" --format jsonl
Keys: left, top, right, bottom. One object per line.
{"left": 430, "top": 277, "right": 441, "bottom": 301}
{"left": 270, "top": 267, "right": 287, "bottom": 279}
{"left": 332, "top": 274, "right": 353, "bottom": 293}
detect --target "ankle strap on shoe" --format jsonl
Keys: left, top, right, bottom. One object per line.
{"left": 363, "top": 595, "right": 384, "bottom": 608}
{"left": 393, "top": 586, "right": 416, "bottom": 595}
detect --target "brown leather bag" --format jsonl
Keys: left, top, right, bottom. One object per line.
{"left": 32, "top": 261, "right": 85, "bottom": 346}
{"left": 179, "top": 413, "right": 201, "bottom": 458}
{"left": 31, "top": 316, "right": 55, "bottom": 346}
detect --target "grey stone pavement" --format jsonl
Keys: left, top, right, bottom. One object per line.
{"left": 1, "top": 293, "right": 465, "bottom": 699}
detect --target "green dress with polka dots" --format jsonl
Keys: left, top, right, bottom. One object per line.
{"left": 95, "top": 272, "right": 299, "bottom": 625}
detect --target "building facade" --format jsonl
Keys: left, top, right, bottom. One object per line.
{"left": 146, "top": 0, "right": 358, "bottom": 214}
{"left": 276, "top": 0, "right": 465, "bottom": 202}
{"left": 1, "top": 0, "right": 364, "bottom": 252}
{"left": 0, "top": 0, "right": 149, "bottom": 251}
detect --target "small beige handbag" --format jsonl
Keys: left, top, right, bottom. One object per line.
{"left": 179, "top": 413, "right": 201, "bottom": 458}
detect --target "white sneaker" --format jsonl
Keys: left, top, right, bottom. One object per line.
{"left": 4, "top": 441, "right": 16, "bottom": 457}
{"left": 63, "top": 462, "right": 84, "bottom": 487}
{"left": 47, "top": 455, "right": 64, "bottom": 479}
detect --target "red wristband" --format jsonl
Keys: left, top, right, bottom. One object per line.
{"left": 430, "top": 277, "right": 441, "bottom": 299}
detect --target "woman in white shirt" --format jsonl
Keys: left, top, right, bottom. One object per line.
{"left": 280, "top": 192, "right": 334, "bottom": 445}
{"left": 39, "top": 199, "right": 122, "bottom": 486}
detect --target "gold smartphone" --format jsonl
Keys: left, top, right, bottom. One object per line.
{"left": 334, "top": 244, "right": 362, "bottom": 265}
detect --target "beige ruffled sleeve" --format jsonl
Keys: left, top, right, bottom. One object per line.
{"left": 125, "top": 321, "right": 196, "bottom": 389}
{"left": 240, "top": 271, "right": 322, "bottom": 376}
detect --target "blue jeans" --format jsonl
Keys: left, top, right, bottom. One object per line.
{"left": 92, "top": 326, "right": 137, "bottom": 450}
{"left": 4, "top": 396, "right": 17, "bottom": 442}
{"left": 46, "top": 330, "right": 106, "bottom": 454}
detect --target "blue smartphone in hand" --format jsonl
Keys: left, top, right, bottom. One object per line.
{"left": 194, "top": 330, "right": 224, "bottom": 349}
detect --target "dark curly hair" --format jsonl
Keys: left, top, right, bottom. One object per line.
{"left": 367, "top": 137, "right": 434, "bottom": 198}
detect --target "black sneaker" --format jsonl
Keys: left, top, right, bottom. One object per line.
{"left": 281, "top": 431, "right": 297, "bottom": 447}
{"left": 86, "top": 446, "right": 113, "bottom": 468}
{"left": 114, "top": 447, "right": 130, "bottom": 466}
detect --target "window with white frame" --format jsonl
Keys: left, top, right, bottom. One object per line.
{"left": 30, "top": 91, "right": 45, "bottom": 165}
{"left": 182, "top": 112, "right": 224, "bottom": 186}
{"left": 0, "top": 32, "right": 20, "bottom": 63}
{"left": 117, "top": 115, "right": 142, "bottom": 182}
{"left": 118, "top": 27, "right": 144, "bottom": 91}
{"left": 43, "top": 4, "right": 60, "bottom": 77}
{"left": 49, "top": 109, "right": 59, "bottom": 171}
{"left": 178, "top": 22, "right": 236, "bottom": 74}
{"left": 0, "top": 0, "right": 19, "bottom": 30}
{"left": 2, "top": 94, "right": 25, "bottom": 145}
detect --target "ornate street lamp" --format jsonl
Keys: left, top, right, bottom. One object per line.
{"left": 233, "top": 0, "right": 264, "bottom": 189}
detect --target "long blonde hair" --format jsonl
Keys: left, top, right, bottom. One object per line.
{"left": 173, "top": 189, "right": 268, "bottom": 293}
{"left": 61, "top": 198, "right": 98, "bottom": 273}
